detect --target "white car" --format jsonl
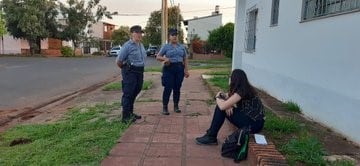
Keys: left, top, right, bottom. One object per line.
{"left": 108, "top": 46, "right": 121, "bottom": 57}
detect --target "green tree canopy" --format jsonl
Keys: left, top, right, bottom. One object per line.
{"left": 0, "top": 11, "right": 6, "bottom": 54}
{"left": 1, "top": 0, "right": 59, "bottom": 55}
{"left": 59, "top": 0, "right": 117, "bottom": 54}
{"left": 207, "top": 23, "right": 234, "bottom": 58}
{"left": 111, "top": 26, "right": 130, "bottom": 46}
{"left": 143, "top": 6, "right": 184, "bottom": 47}
{"left": 0, "top": 11, "right": 6, "bottom": 37}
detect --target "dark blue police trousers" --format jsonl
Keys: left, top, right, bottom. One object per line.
{"left": 161, "top": 63, "right": 184, "bottom": 106}
{"left": 121, "top": 69, "right": 143, "bottom": 117}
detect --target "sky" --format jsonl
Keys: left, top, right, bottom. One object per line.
{"left": 97, "top": 0, "right": 236, "bottom": 28}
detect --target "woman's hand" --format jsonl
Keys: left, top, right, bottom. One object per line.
{"left": 225, "top": 108, "right": 233, "bottom": 116}
{"left": 216, "top": 93, "right": 241, "bottom": 111}
{"left": 184, "top": 70, "right": 189, "bottom": 78}
{"left": 216, "top": 92, "right": 227, "bottom": 99}
{"left": 162, "top": 57, "right": 170, "bottom": 66}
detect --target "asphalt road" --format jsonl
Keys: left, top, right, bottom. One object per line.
{"left": 0, "top": 56, "right": 159, "bottom": 110}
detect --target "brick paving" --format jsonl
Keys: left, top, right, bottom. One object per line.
{"left": 101, "top": 70, "right": 251, "bottom": 166}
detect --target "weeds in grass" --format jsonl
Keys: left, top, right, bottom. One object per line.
{"left": 102, "top": 82, "right": 121, "bottom": 91}
{"left": 103, "top": 80, "right": 152, "bottom": 91}
{"left": 281, "top": 136, "right": 326, "bottom": 166}
{"left": 203, "top": 69, "right": 231, "bottom": 76}
{"left": 145, "top": 66, "right": 162, "bottom": 72}
{"left": 189, "top": 58, "right": 232, "bottom": 64}
{"left": 264, "top": 111, "right": 301, "bottom": 138}
{"left": 283, "top": 101, "right": 302, "bottom": 113}
{"left": 209, "top": 76, "right": 229, "bottom": 92}
{"left": 142, "top": 80, "right": 152, "bottom": 90}
{"left": 327, "top": 160, "right": 356, "bottom": 166}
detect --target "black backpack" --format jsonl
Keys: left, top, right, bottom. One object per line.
{"left": 221, "top": 128, "right": 250, "bottom": 163}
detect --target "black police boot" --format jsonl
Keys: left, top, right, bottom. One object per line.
{"left": 195, "top": 131, "right": 218, "bottom": 145}
{"left": 162, "top": 105, "right": 170, "bottom": 115}
{"left": 122, "top": 112, "right": 136, "bottom": 123}
{"left": 174, "top": 103, "right": 181, "bottom": 113}
{"left": 132, "top": 113, "right": 142, "bottom": 119}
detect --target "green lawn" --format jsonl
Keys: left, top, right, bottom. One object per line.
{"left": 103, "top": 80, "right": 153, "bottom": 91}
{"left": 0, "top": 103, "right": 128, "bottom": 165}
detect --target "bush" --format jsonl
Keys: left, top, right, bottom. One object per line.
{"left": 92, "top": 51, "right": 104, "bottom": 56}
{"left": 61, "top": 46, "right": 73, "bottom": 57}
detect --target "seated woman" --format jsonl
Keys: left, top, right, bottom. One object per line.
{"left": 196, "top": 69, "right": 265, "bottom": 145}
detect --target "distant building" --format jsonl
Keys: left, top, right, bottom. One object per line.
{"left": 183, "top": 6, "right": 222, "bottom": 43}
{"left": 85, "top": 21, "right": 116, "bottom": 54}
{"left": 233, "top": 0, "right": 360, "bottom": 144}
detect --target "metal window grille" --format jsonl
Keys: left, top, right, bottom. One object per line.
{"left": 302, "top": 0, "right": 360, "bottom": 20}
{"left": 271, "top": 0, "right": 280, "bottom": 25}
{"left": 245, "top": 9, "right": 258, "bottom": 52}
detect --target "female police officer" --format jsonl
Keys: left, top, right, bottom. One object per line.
{"left": 156, "top": 28, "right": 190, "bottom": 115}
{"left": 116, "top": 25, "right": 146, "bottom": 123}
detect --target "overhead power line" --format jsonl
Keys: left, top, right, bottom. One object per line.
{"left": 182, "top": 6, "right": 235, "bottom": 13}
{"left": 113, "top": 13, "right": 147, "bottom": 16}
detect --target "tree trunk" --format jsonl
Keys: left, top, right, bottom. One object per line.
{"left": 72, "top": 40, "right": 77, "bottom": 56}
{"left": 1, "top": 35, "right": 3, "bottom": 54}
{"left": 36, "top": 38, "right": 41, "bottom": 54}
{"left": 28, "top": 39, "right": 41, "bottom": 56}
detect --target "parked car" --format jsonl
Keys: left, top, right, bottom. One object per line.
{"left": 108, "top": 46, "right": 121, "bottom": 57}
{"left": 146, "top": 46, "right": 158, "bottom": 57}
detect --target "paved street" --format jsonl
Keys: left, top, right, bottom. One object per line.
{"left": 0, "top": 56, "right": 158, "bottom": 110}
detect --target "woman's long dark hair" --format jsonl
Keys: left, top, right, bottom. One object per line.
{"left": 228, "top": 69, "right": 257, "bottom": 99}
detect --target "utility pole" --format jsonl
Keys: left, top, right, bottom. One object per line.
{"left": 177, "top": 3, "right": 180, "bottom": 31}
{"left": 161, "top": 0, "right": 168, "bottom": 45}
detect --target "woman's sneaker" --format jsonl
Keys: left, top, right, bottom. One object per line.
{"left": 195, "top": 134, "right": 218, "bottom": 145}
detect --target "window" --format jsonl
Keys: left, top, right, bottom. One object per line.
{"left": 245, "top": 8, "right": 258, "bottom": 52}
{"left": 302, "top": 0, "right": 360, "bottom": 20}
{"left": 271, "top": 0, "right": 280, "bottom": 26}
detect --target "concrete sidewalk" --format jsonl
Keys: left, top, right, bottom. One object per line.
{"left": 101, "top": 70, "right": 249, "bottom": 166}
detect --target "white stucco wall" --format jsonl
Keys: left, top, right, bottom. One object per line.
{"left": 235, "top": 0, "right": 360, "bottom": 144}
{"left": 186, "top": 14, "right": 222, "bottom": 42}
{"left": 0, "top": 35, "right": 21, "bottom": 54}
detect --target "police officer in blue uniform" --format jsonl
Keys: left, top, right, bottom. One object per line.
{"left": 156, "top": 28, "right": 190, "bottom": 115}
{"left": 116, "top": 25, "right": 146, "bottom": 123}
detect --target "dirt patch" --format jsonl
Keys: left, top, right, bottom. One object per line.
{"left": 9, "top": 138, "right": 32, "bottom": 146}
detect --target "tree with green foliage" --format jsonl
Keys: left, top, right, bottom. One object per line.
{"left": 207, "top": 23, "right": 234, "bottom": 58}
{"left": 0, "top": 11, "right": 6, "bottom": 36}
{"left": 58, "top": 0, "right": 117, "bottom": 55}
{"left": 1, "top": 0, "right": 59, "bottom": 55}
{"left": 143, "top": 6, "right": 184, "bottom": 47}
{"left": 0, "top": 10, "right": 7, "bottom": 54}
{"left": 112, "top": 26, "right": 130, "bottom": 46}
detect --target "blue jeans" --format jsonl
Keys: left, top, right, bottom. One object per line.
{"left": 161, "top": 63, "right": 184, "bottom": 106}
{"left": 208, "top": 105, "right": 264, "bottom": 137}
{"left": 121, "top": 69, "right": 143, "bottom": 117}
